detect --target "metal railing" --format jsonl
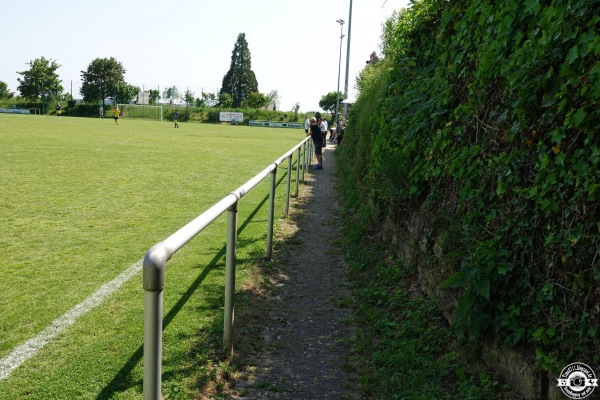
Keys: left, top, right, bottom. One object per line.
{"left": 142, "top": 136, "right": 313, "bottom": 399}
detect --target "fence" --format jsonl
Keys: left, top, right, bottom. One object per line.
{"left": 142, "top": 136, "right": 314, "bottom": 399}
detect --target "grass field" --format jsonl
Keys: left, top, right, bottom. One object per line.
{"left": 0, "top": 114, "right": 306, "bottom": 399}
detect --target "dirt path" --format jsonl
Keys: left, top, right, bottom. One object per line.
{"left": 233, "top": 143, "right": 359, "bottom": 399}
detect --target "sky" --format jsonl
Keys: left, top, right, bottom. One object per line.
{"left": 1, "top": 0, "right": 411, "bottom": 113}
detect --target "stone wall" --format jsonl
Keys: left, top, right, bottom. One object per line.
{"left": 382, "top": 212, "right": 565, "bottom": 400}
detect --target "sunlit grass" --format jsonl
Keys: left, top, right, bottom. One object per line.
{"left": 0, "top": 114, "right": 305, "bottom": 398}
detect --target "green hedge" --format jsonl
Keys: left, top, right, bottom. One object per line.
{"left": 340, "top": 0, "right": 599, "bottom": 373}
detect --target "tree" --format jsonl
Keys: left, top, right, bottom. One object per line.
{"left": 246, "top": 92, "right": 270, "bottom": 109}
{"left": 292, "top": 102, "right": 300, "bottom": 120}
{"left": 116, "top": 84, "right": 140, "bottom": 104}
{"left": 148, "top": 89, "right": 160, "bottom": 105}
{"left": 219, "top": 92, "right": 233, "bottom": 108}
{"left": 0, "top": 81, "right": 14, "bottom": 99}
{"left": 195, "top": 97, "right": 206, "bottom": 108}
{"left": 220, "top": 33, "right": 258, "bottom": 107}
{"left": 267, "top": 90, "right": 280, "bottom": 110}
{"left": 202, "top": 92, "right": 217, "bottom": 107}
{"left": 162, "top": 86, "right": 180, "bottom": 106}
{"left": 80, "top": 57, "right": 126, "bottom": 107}
{"left": 319, "top": 91, "right": 344, "bottom": 114}
{"left": 17, "top": 57, "right": 63, "bottom": 101}
{"left": 184, "top": 89, "right": 195, "bottom": 108}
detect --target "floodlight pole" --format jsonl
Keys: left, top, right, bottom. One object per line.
{"left": 342, "top": 0, "right": 353, "bottom": 121}
{"left": 335, "top": 19, "right": 345, "bottom": 130}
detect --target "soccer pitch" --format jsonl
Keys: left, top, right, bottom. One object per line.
{"left": 0, "top": 114, "right": 305, "bottom": 398}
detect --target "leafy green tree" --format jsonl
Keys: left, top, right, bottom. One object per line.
{"left": 116, "top": 84, "right": 139, "bottom": 104}
{"left": 0, "top": 81, "right": 14, "bottom": 99}
{"left": 220, "top": 33, "right": 258, "bottom": 107}
{"left": 17, "top": 57, "right": 63, "bottom": 101}
{"left": 162, "top": 86, "right": 180, "bottom": 106}
{"left": 202, "top": 92, "right": 217, "bottom": 107}
{"left": 246, "top": 92, "right": 270, "bottom": 109}
{"left": 80, "top": 57, "right": 126, "bottom": 107}
{"left": 184, "top": 89, "right": 195, "bottom": 108}
{"left": 195, "top": 97, "right": 206, "bottom": 107}
{"left": 148, "top": 89, "right": 160, "bottom": 105}
{"left": 319, "top": 91, "right": 344, "bottom": 114}
{"left": 219, "top": 92, "right": 233, "bottom": 108}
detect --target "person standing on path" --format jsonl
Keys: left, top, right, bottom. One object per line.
{"left": 304, "top": 116, "right": 310, "bottom": 135}
{"left": 310, "top": 117, "right": 324, "bottom": 170}
{"left": 320, "top": 118, "right": 328, "bottom": 148}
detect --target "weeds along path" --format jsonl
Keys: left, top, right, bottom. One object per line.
{"left": 232, "top": 143, "right": 359, "bottom": 399}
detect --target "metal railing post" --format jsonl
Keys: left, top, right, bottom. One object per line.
{"left": 266, "top": 166, "right": 277, "bottom": 259}
{"left": 285, "top": 156, "right": 292, "bottom": 216}
{"left": 143, "top": 243, "right": 171, "bottom": 400}
{"left": 302, "top": 141, "right": 307, "bottom": 181}
{"left": 295, "top": 147, "right": 301, "bottom": 196}
{"left": 223, "top": 200, "right": 238, "bottom": 358}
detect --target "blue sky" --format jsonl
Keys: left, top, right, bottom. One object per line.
{"left": 1, "top": 0, "right": 410, "bottom": 112}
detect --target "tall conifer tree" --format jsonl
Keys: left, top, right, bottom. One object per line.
{"left": 220, "top": 33, "right": 258, "bottom": 107}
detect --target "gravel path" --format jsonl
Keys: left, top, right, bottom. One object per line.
{"left": 233, "top": 143, "right": 359, "bottom": 399}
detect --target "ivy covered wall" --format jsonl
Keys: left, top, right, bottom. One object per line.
{"left": 339, "top": 0, "right": 599, "bottom": 373}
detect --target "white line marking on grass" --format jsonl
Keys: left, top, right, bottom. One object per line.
{"left": 0, "top": 258, "right": 144, "bottom": 380}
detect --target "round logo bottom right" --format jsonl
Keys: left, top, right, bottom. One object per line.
{"left": 557, "top": 362, "right": 598, "bottom": 399}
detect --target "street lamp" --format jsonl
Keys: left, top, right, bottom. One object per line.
{"left": 343, "top": 0, "right": 353, "bottom": 121}
{"left": 335, "top": 19, "right": 345, "bottom": 132}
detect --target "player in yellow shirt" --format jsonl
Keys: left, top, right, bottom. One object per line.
{"left": 113, "top": 106, "right": 120, "bottom": 125}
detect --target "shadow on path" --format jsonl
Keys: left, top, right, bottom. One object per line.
{"left": 233, "top": 143, "right": 359, "bottom": 399}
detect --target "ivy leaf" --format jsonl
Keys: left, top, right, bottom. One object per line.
{"left": 474, "top": 277, "right": 491, "bottom": 301}
{"left": 440, "top": 271, "right": 467, "bottom": 288}
{"left": 566, "top": 45, "right": 579, "bottom": 64}
{"left": 572, "top": 108, "right": 586, "bottom": 127}
{"left": 524, "top": 0, "right": 540, "bottom": 14}
{"left": 532, "top": 327, "right": 545, "bottom": 340}
{"left": 590, "top": 61, "right": 600, "bottom": 79}
{"left": 588, "top": 184, "right": 600, "bottom": 196}
{"left": 454, "top": 292, "right": 474, "bottom": 323}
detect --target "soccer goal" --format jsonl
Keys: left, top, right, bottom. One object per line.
{"left": 117, "top": 104, "right": 163, "bottom": 121}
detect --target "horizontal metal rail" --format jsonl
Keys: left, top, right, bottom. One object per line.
{"left": 143, "top": 136, "right": 311, "bottom": 400}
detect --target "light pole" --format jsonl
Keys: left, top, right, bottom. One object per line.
{"left": 335, "top": 19, "right": 345, "bottom": 131}
{"left": 342, "top": 0, "right": 353, "bottom": 121}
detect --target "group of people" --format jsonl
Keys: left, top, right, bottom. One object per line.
{"left": 304, "top": 116, "right": 346, "bottom": 170}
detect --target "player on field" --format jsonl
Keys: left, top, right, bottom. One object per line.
{"left": 173, "top": 109, "right": 179, "bottom": 128}
{"left": 56, "top": 103, "right": 61, "bottom": 118}
{"left": 113, "top": 106, "right": 120, "bottom": 125}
